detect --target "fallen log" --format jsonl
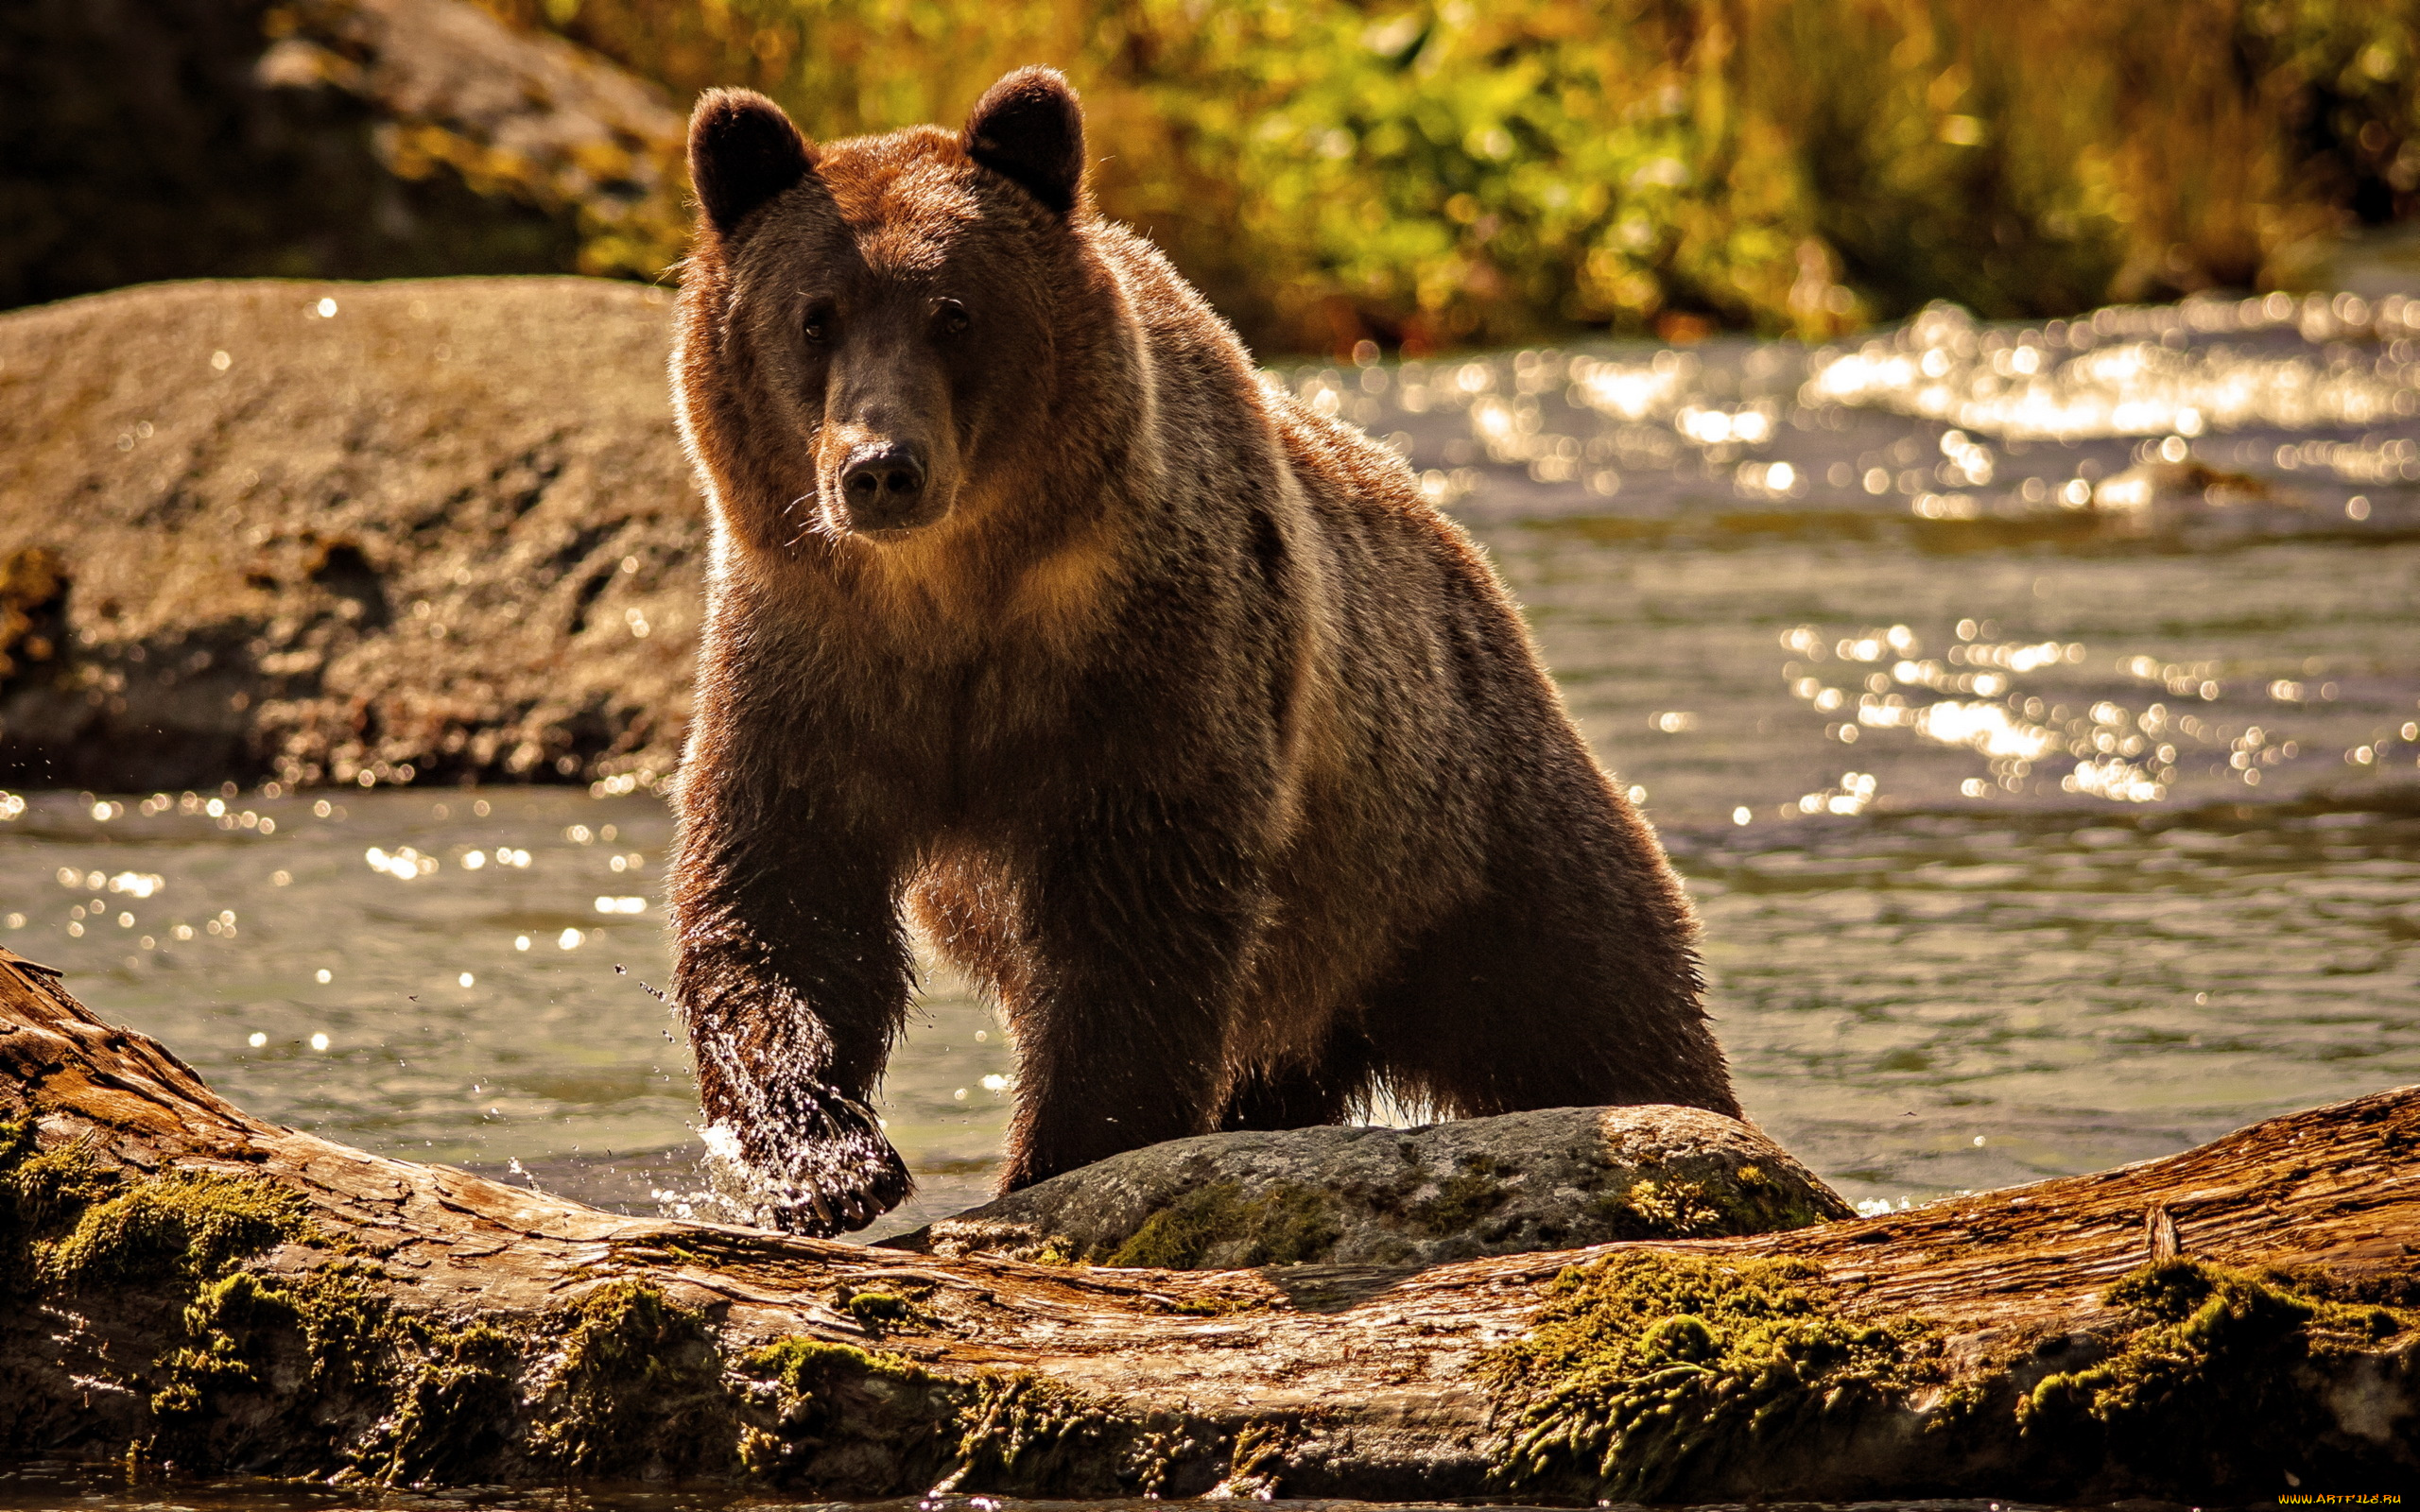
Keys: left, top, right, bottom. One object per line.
{"left": 1, "top": 944, "right": 2413, "bottom": 1503}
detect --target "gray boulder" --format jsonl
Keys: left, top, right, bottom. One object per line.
{"left": 881, "top": 1105, "right": 1853, "bottom": 1270}
{"left": 0, "top": 276, "right": 696, "bottom": 792}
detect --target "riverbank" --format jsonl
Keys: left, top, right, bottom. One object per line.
{"left": 0, "top": 278, "right": 696, "bottom": 791}
{"left": 8, "top": 274, "right": 2419, "bottom": 802}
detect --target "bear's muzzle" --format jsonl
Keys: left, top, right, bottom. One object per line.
{"left": 837, "top": 439, "right": 934, "bottom": 533}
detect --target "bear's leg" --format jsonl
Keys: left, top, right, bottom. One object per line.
{"left": 1217, "top": 1027, "right": 1376, "bottom": 1132}
{"left": 1364, "top": 820, "right": 1740, "bottom": 1122}
{"left": 994, "top": 801, "right": 1268, "bottom": 1191}
{"left": 671, "top": 778, "right": 917, "bottom": 1234}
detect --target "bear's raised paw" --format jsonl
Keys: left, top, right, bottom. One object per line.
{"left": 702, "top": 1083, "right": 914, "bottom": 1237}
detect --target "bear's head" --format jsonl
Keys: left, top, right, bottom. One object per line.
{"left": 676, "top": 68, "right": 1113, "bottom": 557}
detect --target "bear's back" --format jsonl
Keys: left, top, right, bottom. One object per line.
{"left": 1088, "top": 220, "right": 1498, "bottom": 612}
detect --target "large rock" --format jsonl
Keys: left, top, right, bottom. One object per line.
{"left": 258, "top": 0, "right": 688, "bottom": 279}
{"left": 0, "top": 276, "right": 698, "bottom": 791}
{"left": 884, "top": 1105, "right": 1854, "bottom": 1269}
{"left": 3, "top": 0, "right": 685, "bottom": 310}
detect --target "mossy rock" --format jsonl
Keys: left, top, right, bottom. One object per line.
{"left": 887, "top": 1105, "right": 1853, "bottom": 1269}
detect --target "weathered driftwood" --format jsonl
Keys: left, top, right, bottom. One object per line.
{"left": 1, "top": 945, "right": 2414, "bottom": 1503}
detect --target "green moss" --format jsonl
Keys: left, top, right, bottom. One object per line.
{"left": 151, "top": 1269, "right": 287, "bottom": 1415}
{"left": 1617, "top": 1178, "right": 1721, "bottom": 1238}
{"left": 1105, "top": 1181, "right": 1340, "bottom": 1268}
{"left": 45, "top": 1169, "right": 310, "bottom": 1287}
{"left": 842, "top": 1288, "right": 915, "bottom": 1328}
{"left": 1488, "top": 1250, "right": 1944, "bottom": 1502}
{"left": 2, "top": 1122, "right": 118, "bottom": 1279}
{"left": 1581, "top": 1168, "right": 1838, "bottom": 1239}
{"left": 938, "top": 1371, "right": 1142, "bottom": 1497}
{"left": 1163, "top": 1292, "right": 1261, "bottom": 1316}
{"left": 1410, "top": 1167, "right": 1509, "bottom": 1236}
{"left": 362, "top": 1318, "right": 522, "bottom": 1484}
{"left": 1239, "top": 1183, "right": 1342, "bottom": 1264}
{"left": 613, "top": 1228, "right": 804, "bottom": 1272}
{"left": 738, "top": 1349, "right": 1166, "bottom": 1496}
{"left": 13, "top": 1142, "right": 124, "bottom": 1219}
{"left": 1106, "top": 1187, "right": 1236, "bottom": 1267}
{"left": 142, "top": 1247, "right": 527, "bottom": 1485}
{"left": 152, "top": 1259, "right": 401, "bottom": 1412}
{"left": 527, "top": 1279, "right": 735, "bottom": 1478}
{"left": 752, "top": 1333, "right": 915, "bottom": 1380}
{"left": 2017, "top": 1258, "right": 2417, "bottom": 1493}
{"left": 1215, "top": 1418, "right": 1299, "bottom": 1499}
{"left": 735, "top": 1336, "right": 959, "bottom": 1489}
{"left": 5, "top": 1125, "right": 118, "bottom": 1212}
{"left": 3, "top": 1132, "right": 321, "bottom": 1303}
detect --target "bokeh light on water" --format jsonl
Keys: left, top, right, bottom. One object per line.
{"left": 0, "top": 787, "right": 1018, "bottom": 1237}
{"left": 2, "top": 291, "right": 2416, "bottom": 1237}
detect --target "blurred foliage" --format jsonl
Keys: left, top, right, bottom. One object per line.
{"left": 0, "top": 0, "right": 582, "bottom": 311}
{"left": 473, "top": 0, "right": 2420, "bottom": 353}
{"left": 259, "top": 0, "right": 692, "bottom": 287}
{"left": 5, "top": 0, "right": 2411, "bottom": 348}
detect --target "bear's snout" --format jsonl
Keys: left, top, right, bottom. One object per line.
{"left": 836, "top": 439, "right": 932, "bottom": 533}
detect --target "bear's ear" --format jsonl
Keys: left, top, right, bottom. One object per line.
{"left": 960, "top": 67, "right": 1085, "bottom": 216}
{"left": 689, "top": 88, "right": 816, "bottom": 234}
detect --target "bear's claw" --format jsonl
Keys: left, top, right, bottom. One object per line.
{"left": 711, "top": 1079, "right": 913, "bottom": 1237}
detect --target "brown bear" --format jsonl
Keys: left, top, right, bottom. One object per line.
{"left": 666, "top": 67, "right": 1740, "bottom": 1235}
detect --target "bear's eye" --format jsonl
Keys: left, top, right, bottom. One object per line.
{"left": 935, "top": 299, "right": 971, "bottom": 337}
{"left": 801, "top": 303, "right": 835, "bottom": 344}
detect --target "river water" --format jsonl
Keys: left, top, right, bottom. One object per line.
{"left": 2, "top": 292, "right": 2416, "bottom": 1246}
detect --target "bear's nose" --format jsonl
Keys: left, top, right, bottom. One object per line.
{"left": 839, "top": 442, "right": 928, "bottom": 523}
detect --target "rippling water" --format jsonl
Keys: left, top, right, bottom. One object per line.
{"left": 2, "top": 291, "right": 2415, "bottom": 1240}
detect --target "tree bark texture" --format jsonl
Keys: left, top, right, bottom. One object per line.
{"left": 1, "top": 946, "right": 2413, "bottom": 1503}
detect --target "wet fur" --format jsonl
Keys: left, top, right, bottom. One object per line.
{"left": 669, "top": 73, "right": 1738, "bottom": 1235}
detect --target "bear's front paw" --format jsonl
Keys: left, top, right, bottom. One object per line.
{"left": 702, "top": 1081, "right": 913, "bottom": 1237}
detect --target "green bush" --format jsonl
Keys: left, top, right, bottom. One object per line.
{"left": 481, "top": 0, "right": 2420, "bottom": 352}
